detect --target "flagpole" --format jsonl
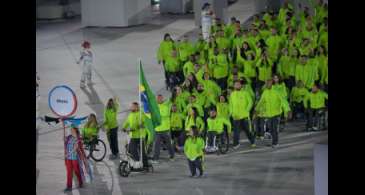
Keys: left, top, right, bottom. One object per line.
{"left": 138, "top": 58, "right": 143, "bottom": 165}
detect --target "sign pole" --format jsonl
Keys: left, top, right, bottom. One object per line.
{"left": 138, "top": 59, "right": 143, "bottom": 165}
{"left": 62, "top": 118, "right": 66, "bottom": 165}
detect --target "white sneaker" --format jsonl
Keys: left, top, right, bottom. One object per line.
{"left": 312, "top": 126, "right": 319, "bottom": 131}
{"left": 151, "top": 160, "right": 159, "bottom": 164}
{"left": 233, "top": 144, "right": 240, "bottom": 150}
{"left": 272, "top": 144, "right": 279, "bottom": 148}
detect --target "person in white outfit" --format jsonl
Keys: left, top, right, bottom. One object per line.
{"left": 77, "top": 41, "right": 93, "bottom": 88}
{"left": 201, "top": 3, "right": 214, "bottom": 41}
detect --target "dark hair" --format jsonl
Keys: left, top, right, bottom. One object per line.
{"left": 258, "top": 39, "right": 267, "bottom": 48}
{"left": 164, "top": 33, "right": 171, "bottom": 41}
{"left": 107, "top": 98, "right": 115, "bottom": 110}
{"left": 240, "top": 77, "right": 247, "bottom": 85}
{"left": 171, "top": 88, "right": 178, "bottom": 103}
{"left": 188, "top": 74, "right": 198, "bottom": 90}
{"left": 202, "top": 3, "right": 210, "bottom": 10}
{"left": 210, "top": 106, "right": 217, "bottom": 113}
{"left": 191, "top": 107, "right": 198, "bottom": 125}
{"left": 191, "top": 125, "right": 199, "bottom": 137}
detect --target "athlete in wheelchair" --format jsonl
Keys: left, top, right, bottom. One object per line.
{"left": 304, "top": 84, "right": 328, "bottom": 131}
{"left": 205, "top": 108, "right": 231, "bottom": 154}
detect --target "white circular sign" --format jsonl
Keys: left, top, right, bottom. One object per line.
{"left": 48, "top": 85, "right": 77, "bottom": 117}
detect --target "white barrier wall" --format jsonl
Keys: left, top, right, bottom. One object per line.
{"left": 81, "top": 0, "right": 151, "bottom": 27}
{"left": 314, "top": 144, "right": 328, "bottom": 195}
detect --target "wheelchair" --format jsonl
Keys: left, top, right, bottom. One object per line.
{"left": 204, "top": 129, "right": 230, "bottom": 155}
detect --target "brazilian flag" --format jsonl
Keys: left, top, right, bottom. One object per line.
{"left": 139, "top": 61, "right": 161, "bottom": 144}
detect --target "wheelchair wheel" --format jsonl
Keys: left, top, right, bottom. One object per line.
{"left": 119, "top": 161, "right": 130, "bottom": 177}
{"left": 90, "top": 139, "right": 107, "bottom": 162}
{"left": 218, "top": 131, "right": 229, "bottom": 154}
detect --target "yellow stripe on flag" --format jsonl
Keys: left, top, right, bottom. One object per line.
{"left": 139, "top": 85, "right": 145, "bottom": 92}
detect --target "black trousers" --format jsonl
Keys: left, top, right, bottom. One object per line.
{"left": 256, "top": 80, "right": 266, "bottom": 94}
{"left": 324, "top": 84, "right": 328, "bottom": 93}
{"left": 188, "top": 156, "right": 203, "bottom": 176}
{"left": 284, "top": 76, "right": 295, "bottom": 91}
{"left": 171, "top": 130, "right": 184, "bottom": 147}
{"left": 107, "top": 127, "right": 119, "bottom": 155}
{"left": 267, "top": 116, "right": 280, "bottom": 145}
{"left": 232, "top": 118, "right": 255, "bottom": 146}
{"left": 292, "top": 102, "right": 305, "bottom": 119}
{"left": 153, "top": 131, "right": 174, "bottom": 160}
{"left": 129, "top": 138, "right": 148, "bottom": 168}
{"left": 306, "top": 108, "right": 323, "bottom": 130}
{"left": 215, "top": 77, "right": 228, "bottom": 91}
{"left": 176, "top": 71, "right": 185, "bottom": 85}
{"left": 166, "top": 71, "right": 184, "bottom": 90}
{"left": 255, "top": 117, "right": 266, "bottom": 137}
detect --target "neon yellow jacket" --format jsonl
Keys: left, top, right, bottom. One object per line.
{"left": 266, "top": 35, "right": 283, "bottom": 61}
{"left": 82, "top": 125, "right": 98, "bottom": 139}
{"left": 216, "top": 102, "right": 230, "bottom": 120}
{"left": 315, "top": 55, "right": 328, "bottom": 85}
{"left": 178, "top": 41, "right": 194, "bottom": 62}
{"left": 155, "top": 101, "right": 171, "bottom": 132}
{"left": 170, "top": 112, "right": 184, "bottom": 131}
{"left": 290, "top": 86, "right": 309, "bottom": 104}
{"left": 122, "top": 111, "right": 147, "bottom": 139}
{"left": 200, "top": 79, "right": 222, "bottom": 99}
{"left": 104, "top": 107, "right": 118, "bottom": 130}
{"left": 214, "top": 53, "right": 229, "bottom": 79}
{"left": 236, "top": 48, "right": 256, "bottom": 78}
{"left": 256, "top": 58, "right": 273, "bottom": 82}
{"left": 164, "top": 56, "right": 181, "bottom": 73}
{"left": 183, "top": 61, "right": 195, "bottom": 78}
{"left": 157, "top": 40, "right": 174, "bottom": 61}
{"left": 277, "top": 55, "right": 292, "bottom": 79}
{"left": 229, "top": 90, "right": 253, "bottom": 120}
{"left": 232, "top": 36, "right": 244, "bottom": 50}
{"left": 194, "top": 39, "right": 207, "bottom": 53}
{"left": 193, "top": 90, "right": 209, "bottom": 109}
{"left": 272, "top": 83, "right": 289, "bottom": 100}
{"left": 186, "top": 102, "right": 204, "bottom": 117}
{"left": 172, "top": 94, "right": 187, "bottom": 114}
{"left": 255, "top": 88, "right": 291, "bottom": 118}
{"left": 304, "top": 90, "right": 328, "bottom": 109}
{"left": 184, "top": 116, "right": 205, "bottom": 133}
{"left": 184, "top": 136, "right": 205, "bottom": 161}
{"left": 216, "top": 37, "right": 231, "bottom": 50}
{"left": 224, "top": 24, "right": 236, "bottom": 39}
{"left": 207, "top": 116, "right": 232, "bottom": 134}
{"left": 295, "top": 62, "right": 319, "bottom": 89}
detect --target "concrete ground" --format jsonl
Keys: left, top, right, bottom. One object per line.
{"left": 36, "top": 0, "right": 327, "bottom": 194}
